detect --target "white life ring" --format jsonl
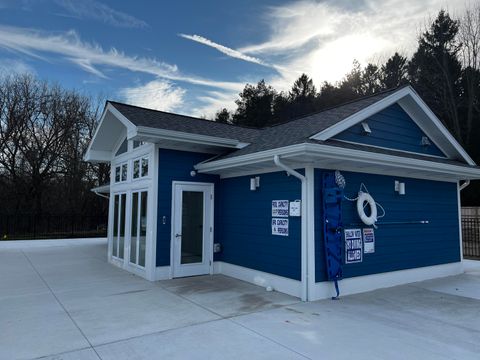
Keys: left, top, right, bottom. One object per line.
{"left": 357, "top": 192, "right": 377, "bottom": 226}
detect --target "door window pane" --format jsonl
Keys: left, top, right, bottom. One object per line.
{"left": 139, "top": 191, "right": 147, "bottom": 267}
{"left": 113, "top": 194, "right": 119, "bottom": 256}
{"left": 119, "top": 193, "right": 126, "bottom": 259}
{"left": 130, "top": 192, "right": 139, "bottom": 264}
{"left": 115, "top": 166, "right": 120, "bottom": 183}
{"left": 181, "top": 191, "right": 203, "bottom": 264}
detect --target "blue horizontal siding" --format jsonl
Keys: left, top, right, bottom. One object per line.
{"left": 333, "top": 103, "right": 446, "bottom": 157}
{"left": 216, "top": 171, "right": 302, "bottom": 280}
{"left": 156, "top": 149, "right": 219, "bottom": 267}
{"left": 315, "top": 169, "right": 460, "bottom": 282}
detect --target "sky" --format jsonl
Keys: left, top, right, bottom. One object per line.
{"left": 0, "top": 0, "right": 468, "bottom": 118}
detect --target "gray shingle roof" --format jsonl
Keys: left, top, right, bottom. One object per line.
{"left": 108, "top": 101, "right": 259, "bottom": 143}
{"left": 109, "top": 87, "right": 401, "bottom": 160}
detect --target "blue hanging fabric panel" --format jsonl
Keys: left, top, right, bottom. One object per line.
{"left": 322, "top": 171, "right": 343, "bottom": 299}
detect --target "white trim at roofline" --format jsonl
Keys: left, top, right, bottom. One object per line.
{"left": 309, "top": 86, "right": 475, "bottom": 166}
{"left": 133, "top": 126, "right": 249, "bottom": 149}
{"left": 84, "top": 103, "right": 137, "bottom": 162}
{"left": 310, "top": 262, "right": 463, "bottom": 301}
{"left": 195, "top": 143, "right": 480, "bottom": 180}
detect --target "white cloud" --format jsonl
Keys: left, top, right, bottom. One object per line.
{"left": 119, "top": 80, "right": 186, "bottom": 112}
{"left": 179, "top": 33, "right": 274, "bottom": 68}
{"left": 193, "top": 90, "right": 238, "bottom": 119}
{"left": 238, "top": 0, "right": 468, "bottom": 90}
{"left": 54, "top": 0, "right": 148, "bottom": 28}
{"left": 0, "top": 25, "right": 244, "bottom": 91}
{"left": 0, "top": 58, "right": 35, "bottom": 75}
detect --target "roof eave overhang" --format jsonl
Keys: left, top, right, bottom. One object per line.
{"left": 195, "top": 143, "right": 480, "bottom": 181}
{"left": 132, "top": 126, "right": 249, "bottom": 150}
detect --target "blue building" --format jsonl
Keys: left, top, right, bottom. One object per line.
{"left": 85, "top": 85, "right": 480, "bottom": 301}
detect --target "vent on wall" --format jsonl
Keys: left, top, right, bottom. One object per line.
{"left": 361, "top": 122, "right": 371, "bottom": 135}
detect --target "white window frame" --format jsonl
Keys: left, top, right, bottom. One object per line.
{"left": 132, "top": 155, "right": 150, "bottom": 180}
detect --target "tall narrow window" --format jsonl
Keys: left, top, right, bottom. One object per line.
{"left": 139, "top": 191, "right": 147, "bottom": 267}
{"left": 130, "top": 192, "right": 139, "bottom": 264}
{"left": 119, "top": 193, "right": 126, "bottom": 259}
{"left": 113, "top": 194, "right": 119, "bottom": 256}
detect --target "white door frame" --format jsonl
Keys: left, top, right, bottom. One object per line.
{"left": 170, "top": 181, "right": 214, "bottom": 278}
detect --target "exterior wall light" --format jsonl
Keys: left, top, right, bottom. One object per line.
{"left": 395, "top": 180, "right": 405, "bottom": 195}
{"left": 361, "top": 122, "right": 372, "bottom": 135}
{"left": 190, "top": 170, "right": 196, "bottom": 177}
{"left": 250, "top": 176, "right": 260, "bottom": 191}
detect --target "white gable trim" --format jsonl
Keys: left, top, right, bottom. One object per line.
{"left": 310, "top": 86, "right": 475, "bottom": 166}
{"left": 84, "top": 103, "right": 136, "bottom": 162}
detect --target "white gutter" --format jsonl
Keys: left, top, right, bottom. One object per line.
{"left": 273, "top": 155, "right": 308, "bottom": 301}
{"left": 459, "top": 180, "right": 471, "bottom": 191}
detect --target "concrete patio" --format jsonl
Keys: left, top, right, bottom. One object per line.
{"left": 1, "top": 239, "right": 479, "bottom": 360}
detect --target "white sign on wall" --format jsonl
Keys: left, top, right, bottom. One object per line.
{"left": 363, "top": 228, "right": 375, "bottom": 253}
{"left": 272, "top": 200, "right": 289, "bottom": 217}
{"left": 289, "top": 200, "right": 301, "bottom": 217}
{"left": 272, "top": 218, "right": 289, "bottom": 236}
{"left": 345, "top": 228, "right": 363, "bottom": 264}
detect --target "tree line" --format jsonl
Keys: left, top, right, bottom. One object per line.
{"left": 0, "top": 74, "right": 109, "bottom": 217}
{"left": 0, "top": 7, "right": 479, "bottom": 222}
{"left": 214, "top": 8, "right": 480, "bottom": 204}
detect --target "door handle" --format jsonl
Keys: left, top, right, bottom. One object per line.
{"left": 175, "top": 234, "right": 182, "bottom": 238}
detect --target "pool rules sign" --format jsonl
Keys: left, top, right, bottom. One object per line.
{"left": 345, "top": 228, "right": 363, "bottom": 264}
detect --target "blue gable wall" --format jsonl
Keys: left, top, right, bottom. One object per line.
{"left": 314, "top": 169, "right": 460, "bottom": 282}
{"left": 216, "top": 171, "right": 302, "bottom": 280}
{"left": 156, "top": 148, "right": 219, "bottom": 267}
{"left": 333, "top": 103, "right": 446, "bottom": 157}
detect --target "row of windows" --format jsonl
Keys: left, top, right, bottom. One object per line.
{"left": 114, "top": 156, "right": 149, "bottom": 183}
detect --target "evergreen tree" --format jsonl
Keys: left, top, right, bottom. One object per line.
{"left": 408, "top": 10, "right": 463, "bottom": 139}
{"left": 381, "top": 52, "right": 408, "bottom": 89}
{"left": 232, "top": 80, "right": 277, "bottom": 128}
{"left": 214, "top": 108, "right": 231, "bottom": 124}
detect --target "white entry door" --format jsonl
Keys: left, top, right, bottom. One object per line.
{"left": 172, "top": 182, "right": 214, "bottom": 278}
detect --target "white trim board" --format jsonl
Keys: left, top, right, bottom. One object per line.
{"left": 214, "top": 261, "right": 302, "bottom": 298}
{"left": 310, "top": 262, "right": 464, "bottom": 301}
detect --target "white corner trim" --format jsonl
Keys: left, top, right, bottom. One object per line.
{"left": 214, "top": 261, "right": 302, "bottom": 298}
{"left": 310, "top": 262, "right": 464, "bottom": 301}
{"left": 155, "top": 266, "right": 171, "bottom": 280}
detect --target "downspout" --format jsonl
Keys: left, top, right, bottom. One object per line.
{"left": 273, "top": 155, "right": 308, "bottom": 301}
{"left": 459, "top": 180, "right": 470, "bottom": 191}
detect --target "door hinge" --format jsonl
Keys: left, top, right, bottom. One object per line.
{"left": 210, "top": 226, "right": 212, "bottom": 233}
{"left": 209, "top": 260, "right": 212, "bottom": 266}
{"left": 210, "top": 194, "right": 213, "bottom": 200}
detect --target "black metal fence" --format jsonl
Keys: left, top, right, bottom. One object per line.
{"left": 0, "top": 214, "right": 108, "bottom": 240}
{"left": 462, "top": 216, "right": 480, "bottom": 259}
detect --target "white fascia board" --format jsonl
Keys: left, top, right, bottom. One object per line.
{"left": 401, "top": 88, "right": 475, "bottom": 165}
{"left": 83, "top": 149, "right": 112, "bottom": 163}
{"left": 134, "top": 126, "right": 249, "bottom": 149}
{"left": 311, "top": 86, "right": 411, "bottom": 141}
{"left": 195, "top": 142, "right": 480, "bottom": 180}
{"left": 84, "top": 103, "right": 136, "bottom": 162}
{"left": 309, "top": 86, "right": 475, "bottom": 166}
{"left": 195, "top": 143, "right": 308, "bottom": 172}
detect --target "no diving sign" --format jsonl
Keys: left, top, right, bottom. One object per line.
{"left": 345, "top": 228, "right": 363, "bottom": 264}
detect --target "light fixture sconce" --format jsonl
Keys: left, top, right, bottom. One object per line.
{"left": 250, "top": 176, "right": 260, "bottom": 191}
{"left": 190, "top": 170, "right": 197, "bottom": 177}
{"left": 395, "top": 180, "right": 405, "bottom": 195}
